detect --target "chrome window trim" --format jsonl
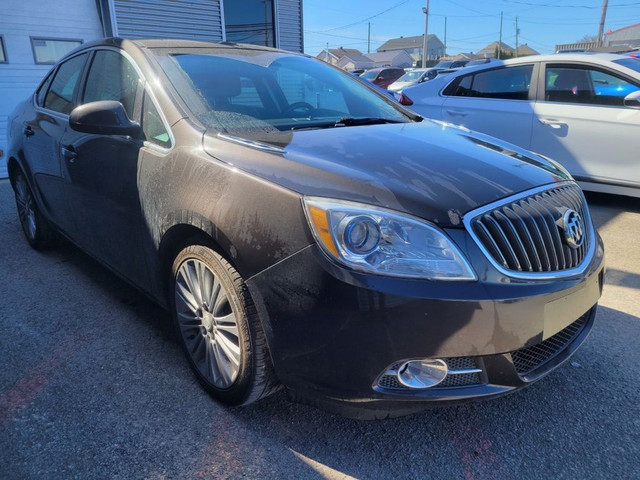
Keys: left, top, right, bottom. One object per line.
{"left": 217, "top": 133, "right": 285, "bottom": 154}
{"left": 463, "top": 181, "right": 596, "bottom": 280}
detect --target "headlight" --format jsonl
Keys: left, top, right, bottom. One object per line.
{"left": 303, "top": 197, "right": 477, "bottom": 281}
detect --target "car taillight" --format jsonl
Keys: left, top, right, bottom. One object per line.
{"left": 398, "top": 93, "right": 413, "bottom": 106}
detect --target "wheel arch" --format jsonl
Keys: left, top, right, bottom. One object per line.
{"left": 157, "top": 218, "right": 241, "bottom": 300}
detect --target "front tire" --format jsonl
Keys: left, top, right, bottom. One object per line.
{"left": 12, "top": 170, "right": 55, "bottom": 250}
{"left": 170, "top": 243, "right": 278, "bottom": 406}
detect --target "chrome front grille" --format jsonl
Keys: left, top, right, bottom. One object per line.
{"left": 467, "top": 183, "right": 592, "bottom": 276}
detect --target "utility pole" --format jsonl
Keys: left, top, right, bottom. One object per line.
{"left": 597, "top": 0, "right": 608, "bottom": 47}
{"left": 515, "top": 17, "right": 519, "bottom": 57}
{"left": 367, "top": 22, "right": 371, "bottom": 54}
{"left": 422, "top": 0, "right": 429, "bottom": 68}
{"left": 444, "top": 17, "right": 447, "bottom": 56}
{"left": 498, "top": 11, "right": 503, "bottom": 59}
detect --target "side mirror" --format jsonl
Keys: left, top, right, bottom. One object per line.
{"left": 623, "top": 90, "right": 640, "bottom": 109}
{"left": 70, "top": 100, "right": 141, "bottom": 137}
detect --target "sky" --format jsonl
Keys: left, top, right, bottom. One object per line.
{"left": 302, "top": 0, "right": 640, "bottom": 57}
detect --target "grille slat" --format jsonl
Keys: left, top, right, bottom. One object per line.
{"left": 483, "top": 214, "right": 522, "bottom": 271}
{"left": 469, "top": 184, "right": 591, "bottom": 274}
{"left": 512, "top": 203, "right": 547, "bottom": 271}
{"left": 495, "top": 210, "right": 532, "bottom": 271}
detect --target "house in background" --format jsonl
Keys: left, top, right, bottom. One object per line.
{"left": 474, "top": 41, "right": 538, "bottom": 59}
{"left": 556, "top": 22, "right": 640, "bottom": 53}
{"left": 316, "top": 48, "right": 365, "bottom": 67}
{"left": 0, "top": 0, "right": 303, "bottom": 178}
{"left": 336, "top": 52, "right": 373, "bottom": 71}
{"left": 366, "top": 50, "right": 414, "bottom": 68}
{"left": 476, "top": 41, "right": 515, "bottom": 58}
{"left": 317, "top": 48, "right": 413, "bottom": 70}
{"left": 377, "top": 34, "right": 445, "bottom": 64}
{"left": 605, "top": 23, "right": 640, "bottom": 48}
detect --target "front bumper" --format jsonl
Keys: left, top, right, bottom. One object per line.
{"left": 246, "top": 231, "right": 605, "bottom": 419}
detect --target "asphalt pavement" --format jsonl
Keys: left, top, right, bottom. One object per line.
{"left": 1, "top": 178, "right": 638, "bottom": 480}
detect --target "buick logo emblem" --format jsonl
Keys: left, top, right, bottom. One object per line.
{"left": 560, "top": 209, "right": 584, "bottom": 249}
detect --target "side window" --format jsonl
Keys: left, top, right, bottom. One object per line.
{"left": 142, "top": 93, "right": 171, "bottom": 148}
{"left": 83, "top": 50, "right": 141, "bottom": 120}
{"left": 546, "top": 65, "right": 640, "bottom": 106}
{"left": 0, "top": 35, "right": 7, "bottom": 63}
{"left": 36, "top": 71, "right": 55, "bottom": 107}
{"left": 443, "top": 74, "right": 472, "bottom": 96}
{"left": 44, "top": 53, "right": 88, "bottom": 114}
{"left": 443, "top": 66, "right": 533, "bottom": 100}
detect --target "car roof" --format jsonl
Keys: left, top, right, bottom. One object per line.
{"left": 59, "top": 37, "right": 289, "bottom": 63}
{"left": 501, "top": 52, "right": 634, "bottom": 65}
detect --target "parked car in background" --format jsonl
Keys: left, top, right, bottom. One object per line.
{"left": 403, "top": 53, "right": 640, "bottom": 197}
{"left": 360, "top": 67, "right": 405, "bottom": 89}
{"left": 434, "top": 59, "right": 469, "bottom": 69}
{"left": 466, "top": 58, "right": 499, "bottom": 66}
{"left": 347, "top": 68, "right": 365, "bottom": 76}
{"left": 387, "top": 67, "right": 444, "bottom": 93}
{"left": 7, "top": 38, "right": 604, "bottom": 419}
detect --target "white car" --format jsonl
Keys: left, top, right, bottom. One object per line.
{"left": 387, "top": 68, "right": 444, "bottom": 93}
{"left": 402, "top": 53, "right": 640, "bottom": 197}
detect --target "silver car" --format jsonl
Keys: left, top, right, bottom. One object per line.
{"left": 387, "top": 67, "right": 444, "bottom": 94}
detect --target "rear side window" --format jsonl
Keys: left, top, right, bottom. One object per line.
{"left": 36, "top": 71, "right": 54, "bottom": 107}
{"left": 44, "top": 53, "right": 89, "bottom": 114}
{"left": 83, "top": 50, "right": 141, "bottom": 120}
{"left": 0, "top": 35, "right": 7, "bottom": 63}
{"left": 443, "top": 65, "right": 533, "bottom": 100}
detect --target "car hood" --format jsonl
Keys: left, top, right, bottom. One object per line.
{"left": 388, "top": 80, "right": 416, "bottom": 91}
{"left": 203, "top": 120, "right": 570, "bottom": 227}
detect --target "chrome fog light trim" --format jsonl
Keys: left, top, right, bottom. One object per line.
{"left": 397, "top": 359, "right": 448, "bottom": 389}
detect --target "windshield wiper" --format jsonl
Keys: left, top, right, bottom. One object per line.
{"left": 335, "top": 117, "right": 405, "bottom": 126}
{"left": 290, "top": 117, "right": 405, "bottom": 131}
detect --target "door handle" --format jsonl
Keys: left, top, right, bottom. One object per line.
{"left": 61, "top": 145, "right": 78, "bottom": 163}
{"left": 446, "top": 109, "right": 468, "bottom": 117}
{"left": 23, "top": 125, "right": 34, "bottom": 137}
{"left": 539, "top": 119, "right": 565, "bottom": 129}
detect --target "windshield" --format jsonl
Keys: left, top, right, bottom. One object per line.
{"left": 396, "top": 70, "right": 425, "bottom": 82}
{"left": 155, "top": 50, "right": 409, "bottom": 143}
{"left": 359, "top": 70, "right": 378, "bottom": 81}
{"left": 613, "top": 57, "right": 640, "bottom": 73}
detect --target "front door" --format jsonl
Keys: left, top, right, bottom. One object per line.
{"left": 61, "top": 49, "right": 148, "bottom": 285}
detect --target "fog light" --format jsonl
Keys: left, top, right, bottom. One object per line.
{"left": 397, "top": 359, "right": 448, "bottom": 389}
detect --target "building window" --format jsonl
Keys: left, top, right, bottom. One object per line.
{"left": 31, "top": 38, "right": 82, "bottom": 64}
{"left": 224, "top": 0, "right": 275, "bottom": 47}
{"left": 0, "top": 35, "right": 7, "bottom": 63}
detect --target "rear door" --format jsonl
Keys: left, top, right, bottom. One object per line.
{"left": 439, "top": 63, "right": 538, "bottom": 148}
{"left": 21, "top": 52, "right": 90, "bottom": 232}
{"left": 530, "top": 62, "right": 640, "bottom": 187}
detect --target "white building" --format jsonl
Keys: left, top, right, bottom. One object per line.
{"left": 0, "top": 0, "right": 303, "bottom": 178}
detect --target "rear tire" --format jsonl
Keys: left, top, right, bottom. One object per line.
{"left": 170, "top": 243, "right": 279, "bottom": 406}
{"left": 12, "top": 170, "right": 55, "bottom": 250}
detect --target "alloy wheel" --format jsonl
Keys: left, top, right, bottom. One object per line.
{"left": 14, "top": 174, "right": 37, "bottom": 240}
{"left": 174, "top": 258, "right": 241, "bottom": 388}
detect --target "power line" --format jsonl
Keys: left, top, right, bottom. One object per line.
{"left": 306, "top": 0, "right": 412, "bottom": 33}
